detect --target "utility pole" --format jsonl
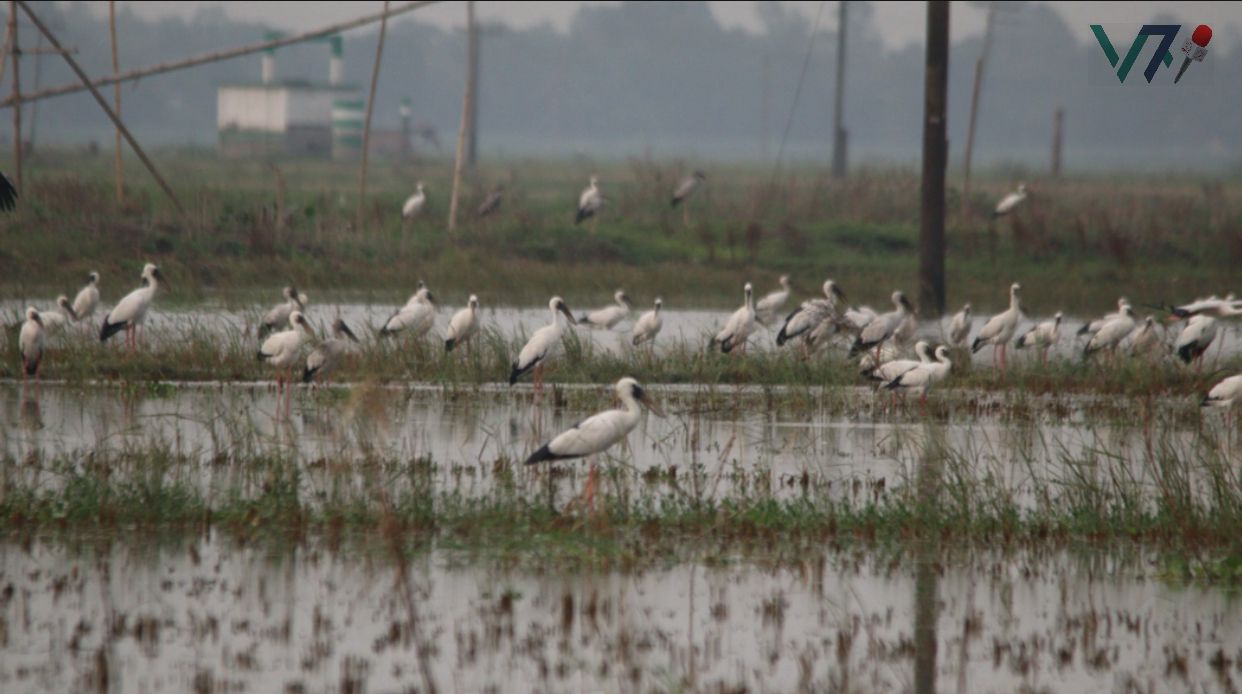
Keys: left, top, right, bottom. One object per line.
{"left": 447, "top": 1, "right": 474, "bottom": 230}
{"left": 831, "top": 0, "right": 848, "bottom": 178}
{"left": 10, "top": 1, "right": 21, "bottom": 193}
{"left": 109, "top": 0, "right": 122, "bottom": 202}
{"left": 356, "top": 0, "right": 389, "bottom": 232}
{"left": 960, "top": 1, "right": 995, "bottom": 222}
{"left": 919, "top": 1, "right": 949, "bottom": 316}
{"left": 1050, "top": 107, "right": 1064, "bottom": 178}
{"left": 465, "top": 0, "right": 478, "bottom": 168}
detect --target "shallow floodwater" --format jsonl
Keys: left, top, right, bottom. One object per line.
{"left": 0, "top": 534, "right": 1238, "bottom": 692}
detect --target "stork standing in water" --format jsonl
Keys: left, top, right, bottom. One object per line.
{"left": 1174, "top": 314, "right": 1218, "bottom": 370}
{"left": 38, "top": 296, "right": 77, "bottom": 334}
{"left": 510, "top": 296, "right": 577, "bottom": 400}
{"left": 1078, "top": 298, "right": 1130, "bottom": 338}
{"left": 992, "top": 183, "right": 1027, "bottom": 218}
{"left": 863, "top": 340, "right": 933, "bottom": 383}
{"left": 18, "top": 308, "right": 44, "bottom": 382}
{"left": 670, "top": 170, "right": 706, "bottom": 225}
{"left": 72, "top": 272, "right": 101, "bottom": 323}
{"left": 525, "top": 377, "right": 664, "bottom": 511}
{"left": 444, "top": 295, "right": 482, "bottom": 354}
{"left": 884, "top": 345, "right": 953, "bottom": 411}
{"left": 630, "top": 298, "right": 663, "bottom": 355}
{"left": 302, "top": 319, "right": 359, "bottom": 385}
{"left": 776, "top": 279, "right": 847, "bottom": 354}
{"left": 1202, "top": 374, "right": 1242, "bottom": 429}
{"left": 579, "top": 290, "right": 631, "bottom": 330}
{"left": 1083, "top": 305, "right": 1137, "bottom": 363}
{"left": 849, "top": 291, "right": 915, "bottom": 360}
{"left": 402, "top": 182, "right": 427, "bottom": 220}
{"left": 754, "top": 275, "right": 791, "bottom": 327}
{"left": 380, "top": 287, "right": 437, "bottom": 339}
{"left": 575, "top": 175, "right": 603, "bottom": 232}
{"left": 258, "top": 310, "right": 315, "bottom": 414}
{"left": 261, "top": 286, "right": 307, "bottom": 337}
{"left": 948, "top": 303, "right": 971, "bottom": 348}
{"left": 100, "top": 263, "right": 167, "bottom": 349}
{"left": 971, "top": 283, "right": 1023, "bottom": 373}
{"left": 1014, "top": 312, "right": 1062, "bottom": 364}
{"left": 712, "top": 283, "right": 757, "bottom": 355}
{"left": 1127, "top": 317, "right": 1162, "bottom": 358}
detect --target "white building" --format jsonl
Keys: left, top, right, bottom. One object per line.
{"left": 217, "top": 35, "right": 360, "bottom": 158}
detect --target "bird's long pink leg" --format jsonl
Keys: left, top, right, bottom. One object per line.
{"left": 585, "top": 463, "right": 597, "bottom": 513}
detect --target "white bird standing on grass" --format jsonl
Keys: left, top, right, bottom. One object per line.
{"left": 630, "top": 298, "right": 663, "bottom": 353}
{"left": 72, "top": 272, "right": 100, "bottom": 322}
{"left": 992, "top": 183, "right": 1027, "bottom": 218}
{"left": 380, "top": 287, "right": 437, "bottom": 338}
{"left": 884, "top": 345, "right": 953, "bottom": 406}
{"left": 1014, "top": 312, "right": 1062, "bottom": 364}
{"left": 524, "top": 376, "right": 664, "bottom": 511}
{"left": 38, "top": 296, "right": 77, "bottom": 334}
{"left": 863, "top": 340, "right": 933, "bottom": 383}
{"left": 402, "top": 182, "right": 427, "bottom": 220}
{"left": 712, "top": 283, "right": 757, "bottom": 354}
{"left": 948, "top": 303, "right": 971, "bottom": 347}
{"left": 1202, "top": 374, "right": 1242, "bottom": 427}
{"left": 1083, "top": 304, "right": 1137, "bottom": 362}
{"left": 258, "top": 310, "right": 314, "bottom": 411}
{"left": 1175, "top": 314, "right": 1217, "bottom": 369}
{"left": 971, "top": 283, "right": 1023, "bottom": 372}
{"left": 261, "top": 286, "right": 307, "bottom": 337}
{"left": 303, "top": 319, "right": 359, "bottom": 384}
{"left": 579, "top": 290, "right": 631, "bottom": 330}
{"left": 18, "top": 307, "right": 44, "bottom": 380}
{"left": 1078, "top": 298, "right": 1130, "bottom": 337}
{"left": 445, "top": 294, "right": 482, "bottom": 353}
{"left": 510, "top": 296, "right": 577, "bottom": 397}
{"left": 755, "top": 275, "right": 792, "bottom": 327}
{"left": 849, "top": 291, "right": 915, "bottom": 358}
{"left": 100, "top": 263, "right": 167, "bottom": 348}
{"left": 776, "top": 279, "right": 847, "bottom": 350}
{"left": 576, "top": 175, "right": 603, "bottom": 228}
{"left": 670, "top": 171, "right": 706, "bottom": 207}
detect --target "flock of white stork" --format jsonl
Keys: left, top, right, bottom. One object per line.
{"left": 11, "top": 178, "right": 1242, "bottom": 483}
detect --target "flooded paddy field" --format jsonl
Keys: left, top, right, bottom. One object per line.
{"left": 2, "top": 533, "right": 1241, "bottom": 692}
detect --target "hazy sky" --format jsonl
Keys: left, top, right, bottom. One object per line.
{"left": 74, "top": 1, "right": 1242, "bottom": 50}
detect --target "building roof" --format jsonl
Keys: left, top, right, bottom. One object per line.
{"left": 218, "top": 79, "right": 361, "bottom": 92}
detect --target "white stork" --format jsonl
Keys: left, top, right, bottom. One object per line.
{"left": 402, "top": 182, "right": 427, "bottom": 220}
{"left": 1014, "top": 312, "right": 1062, "bottom": 364}
{"left": 670, "top": 171, "right": 706, "bottom": 208}
{"left": 258, "top": 309, "right": 314, "bottom": 411}
{"left": 1078, "top": 298, "right": 1130, "bottom": 337}
{"left": 380, "top": 287, "right": 437, "bottom": 338}
{"left": 579, "top": 290, "right": 631, "bottom": 330}
{"left": 1083, "top": 305, "right": 1137, "bottom": 362}
{"left": 776, "top": 279, "right": 847, "bottom": 349}
{"left": 1202, "top": 374, "right": 1242, "bottom": 427}
{"left": 261, "top": 286, "right": 307, "bottom": 337}
{"left": 755, "top": 275, "right": 792, "bottom": 327}
{"left": 524, "top": 376, "right": 664, "bottom": 510}
{"left": 948, "top": 303, "right": 971, "bottom": 347}
{"left": 510, "top": 296, "right": 577, "bottom": 396}
{"left": 971, "top": 283, "right": 1023, "bottom": 372}
{"left": 1127, "top": 316, "right": 1162, "bottom": 357}
{"left": 1175, "top": 314, "right": 1217, "bottom": 369}
{"left": 445, "top": 294, "right": 482, "bottom": 353}
{"left": 713, "top": 283, "right": 757, "bottom": 354}
{"left": 992, "top": 183, "right": 1027, "bottom": 218}
{"left": 72, "top": 271, "right": 101, "bottom": 322}
{"left": 18, "top": 307, "right": 44, "bottom": 380}
{"left": 575, "top": 175, "right": 603, "bottom": 228}
{"left": 849, "top": 291, "right": 915, "bottom": 358}
{"left": 884, "top": 345, "right": 953, "bottom": 406}
{"left": 630, "top": 298, "right": 663, "bottom": 353}
{"left": 100, "top": 263, "right": 167, "bottom": 348}
{"left": 302, "top": 319, "right": 359, "bottom": 384}
{"left": 38, "top": 296, "right": 77, "bottom": 334}
{"left": 862, "top": 340, "right": 933, "bottom": 383}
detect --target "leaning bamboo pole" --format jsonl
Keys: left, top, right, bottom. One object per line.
{"left": 357, "top": 1, "right": 389, "bottom": 233}
{"left": 109, "top": 0, "right": 122, "bottom": 202}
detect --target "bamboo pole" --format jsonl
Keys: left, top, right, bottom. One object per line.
{"left": 919, "top": 1, "right": 949, "bottom": 317}
{"left": 109, "top": 0, "right": 122, "bottom": 203}
{"left": 10, "top": 1, "right": 21, "bottom": 192}
{"left": 465, "top": 0, "right": 477, "bottom": 168}
{"left": 446, "top": 1, "right": 473, "bottom": 232}
{"left": 960, "top": 2, "right": 996, "bottom": 222}
{"left": 1, "top": 1, "right": 438, "bottom": 109}
{"left": 357, "top": 0, "right": 389, "bottom": 233}
{"left": 830, "top": 0, "right": 848, "bottom": 178}
{"left": 17, "top": 1, "right": 182, "bottom": 213}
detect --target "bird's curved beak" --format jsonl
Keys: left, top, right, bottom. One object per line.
{"left": 427, "top": 291, "right": 438, "bottom": 307}
{"left": 640, "top": 390, "right": 666, "bottom": 418}
{"left": 154, "top": 268, "right": 169, "bottom": 291}
{"left": 340, "top": 322, "right": 359, "bottom": 342}
{"left": 291, "top": 287, "right": 304, "bottom": 310}
{"left": 61, "top": 301, "right": 78, "bottom": 321}
{"left": 832, "top": 285, "right": 847, "bottom": 303}
{"left": 559, "top": 302, "right": 577, "bottom": 325}
{"left": 299, "top": 317, "right": 316, "bottom": 338}
{"left": 32, "top": 313, "right": 43, "bottom": 326}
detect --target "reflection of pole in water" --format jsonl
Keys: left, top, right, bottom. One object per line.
{"left": 913, "top": 422, "right": 945, "bottom": 694}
